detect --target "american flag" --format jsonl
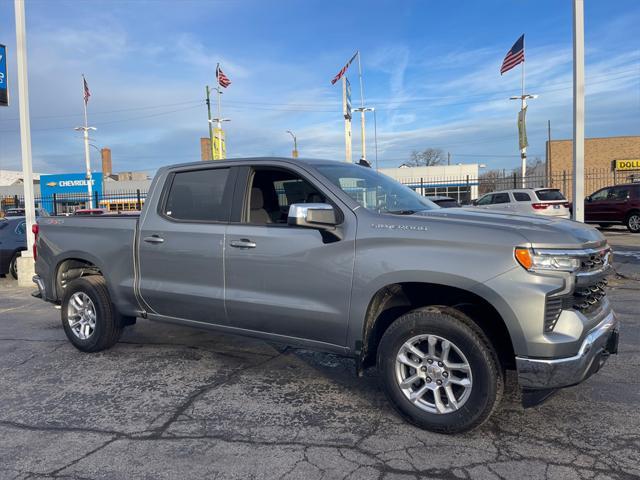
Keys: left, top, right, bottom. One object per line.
{"left": 500, "top": 35, "right": 525, "bottom": 75}
{"left": 331, "top": 51, "right": 358, "bottom": 85}
{"left": 83, "top": 75, "right": 91, "bottom": 105}
{"left": 216, "top": 64, "right": 231, "bottom": 88}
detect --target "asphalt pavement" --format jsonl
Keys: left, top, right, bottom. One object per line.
{"left": 0, "top": 229, "right": 638, "bottom": 480}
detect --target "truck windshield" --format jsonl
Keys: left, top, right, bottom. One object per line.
{"left": 316, "top": 163, "right": 438, "bottom": 214}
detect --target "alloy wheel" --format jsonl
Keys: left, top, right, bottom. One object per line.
{"left": 67, "top": 292, "right": 97, "bottom": 340}
{"left": 395, "top": 334, "right": 473, "bottom": 414}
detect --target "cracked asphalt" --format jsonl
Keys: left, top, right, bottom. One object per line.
{"left": 0, "top": 230, "right": 639, "bottom": 480}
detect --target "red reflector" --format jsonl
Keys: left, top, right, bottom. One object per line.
{"left": 563, "top": 203, "right": 570, "bottom": 208}
{"left": 532, "top": 203, "right": 549, "bottom": 210}
{"left": 32, "top": 223, "right": 39, "bottom": 261}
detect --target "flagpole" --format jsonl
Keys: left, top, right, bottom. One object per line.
{"left": 82, "top": 74, "right": 93, "bottom": 208}
{"left": 357, "top": 51, "right": 367, "bottom": 161}
{"left": 520, "top": 36, "right": 528, "bottom": 186}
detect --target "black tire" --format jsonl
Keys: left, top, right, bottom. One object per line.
{"left": 61, "top": 276, "right": 123, "bottom": 352}
{"left": 377, "top": 308, "right": 503, "bottom": 434}
{"left": 9, "top": 253, "right": 19, "bottom": 280}
{"left": 626, "top": 212, "right": 640, "bottom": 233}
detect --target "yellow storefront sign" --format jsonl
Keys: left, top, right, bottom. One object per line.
{"left": 615, "top": 159, "right": 640, "bottom": 171}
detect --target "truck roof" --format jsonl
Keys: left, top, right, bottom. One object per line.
{"left": 158, "top": 157, "right": 343, "bottom": 172}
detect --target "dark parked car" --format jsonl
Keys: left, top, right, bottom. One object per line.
{"left": 585, "top": 183, "right": 640, "bottom": 233}
{"left": 426, "top": 196, "right": 461, "bottom": 208}
{"left": 0, "top": 216, "right": 27, "bottom": 279}
{"left": 3, "top": 207, "right": 49, "bottom": 218}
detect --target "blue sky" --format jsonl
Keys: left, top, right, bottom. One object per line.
{"left": 0, "top": 0, "right": 638, "bottom": 174}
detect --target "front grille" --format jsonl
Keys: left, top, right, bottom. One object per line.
{"left": 546, "top": 278, "right": 608, "bottom": 333}
{"left": 579, "top": 249, "right": 610, "bottom": 273}
{"left": 570, "top": 279, "right": 608, "bottom": 313}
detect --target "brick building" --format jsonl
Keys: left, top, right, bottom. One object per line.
{"left": 546, "top": 136, "right": 640, "bottom": 199}
{"left": 547, "top": 135, "right": 640, "bottom": 175}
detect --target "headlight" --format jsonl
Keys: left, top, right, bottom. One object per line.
{"left": 514, "top": 247, "right": 581, "bottom": 272}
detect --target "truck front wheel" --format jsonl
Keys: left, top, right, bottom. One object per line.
{"left": 377, "top": 308, "right": 503, "bottom": 434}
{"left": 61, "top": 276, "right": 123, "bottom": 352}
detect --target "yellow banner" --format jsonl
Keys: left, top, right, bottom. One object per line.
{"left": 213, "top": 128, "right": 226, "bottom": 160}
{"left": 615, "top": 159, "right": 640, "bottom": 171}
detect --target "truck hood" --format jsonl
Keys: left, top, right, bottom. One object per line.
{"left": 413, "top": 207, "right": 606, "bottom": 249}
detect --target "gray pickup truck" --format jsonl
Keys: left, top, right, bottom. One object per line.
{"left": 33, "top": 157, "right": 619, "bottom": 433}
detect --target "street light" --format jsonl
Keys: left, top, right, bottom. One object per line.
{"left": 74, "top": 125, "right": 97, "bottom": 208}
{"left": 353, "top": 107, "right": 378, "bottom": 170}
{"left": 509, "top": 94, "right": 538, "bottom": 187}
{"left": 286, "top": 130, "right": 298, "bottom": 158}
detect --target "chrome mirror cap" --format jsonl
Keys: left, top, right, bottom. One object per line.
{"left": 288, "top": 203, "right": 337, "bottom": 229}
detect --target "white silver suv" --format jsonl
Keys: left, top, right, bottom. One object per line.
{"left": 473, "top": 188, "right": 571, "bottom": 219}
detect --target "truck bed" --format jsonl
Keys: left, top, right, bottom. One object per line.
{"left": 36, "top": 215, "right": 140, "bottom": 315}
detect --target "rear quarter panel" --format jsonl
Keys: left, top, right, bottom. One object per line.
{"left": 36, "top": 216, "right": 139, "bottom": 315}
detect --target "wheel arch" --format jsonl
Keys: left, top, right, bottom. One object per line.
{"left": 53, "top": 253, "right": 105, "bottom": 302}
{"left": 358, "top": 282, "right": 516, "bottom": 372}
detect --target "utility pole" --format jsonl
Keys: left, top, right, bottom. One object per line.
{"left": 547, "top": 120, "right": 552, "bottom": 187}
{"left": 14, "top": 0, "right": 36, "bottom": 284}
{"left": 205, "top": 85, "right": 214, "bottom": 160}
{"left": 572, "top": 0, "right": 585, "bottom": 222}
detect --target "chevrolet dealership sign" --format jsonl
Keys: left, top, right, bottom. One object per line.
{"left": 39, "top": 173, "right": 103, "bottom": 214}
{"left": 46, "top": 179, "right": 98, "bottom": 188}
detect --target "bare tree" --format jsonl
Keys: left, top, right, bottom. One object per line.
{"left": 406, "top": 148, "right": 445, "bottom": 167}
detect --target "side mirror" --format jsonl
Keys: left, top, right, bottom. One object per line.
{"left": 585, "top": 196, "right": 592, "bottom": 203}
{"left": 471, "top": 199, "right": 478, "bottom": 206}
{"left": 288, "top": 203, "right": 337, "bottom": 229}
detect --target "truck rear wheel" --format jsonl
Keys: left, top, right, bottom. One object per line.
{"left": 377, "top": 308, "right": 503, "bottom": 434}
{"left": 61, "top": 276, "right": 123, "bottom": 352}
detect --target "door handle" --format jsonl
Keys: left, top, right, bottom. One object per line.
{"left": 230, "top": 239, "right": 256, "bottom": 249}
{"left": 143, "top": 235, "right": 164, "bottom": 244}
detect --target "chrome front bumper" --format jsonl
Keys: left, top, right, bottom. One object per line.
{"left": 516, "top": 310, "right": 619, "bottom": 390}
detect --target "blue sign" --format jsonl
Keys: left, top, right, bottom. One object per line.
{"left": 0, "top": 44, "right": 7, "bottom": 107}
{"left": 40, "top": 173, "right": 103, "bottom": 214}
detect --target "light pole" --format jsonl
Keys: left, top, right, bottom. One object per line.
{"left": 572, "top": 0, "right": 585, "bottom": 222}
{"left": 74, "top": 125, "right": 96, "bottom": 208}
{"left": 509, "top": 94, "right": 537, "bottom": 187}
{"left": 14, "top": 0, "right": 36, "bottom": 285}
{"left": 353, "top": 107, "right": 377, "bottom": 169}
{"left": 286, "top": 130, "right": 298, "bottom": 158}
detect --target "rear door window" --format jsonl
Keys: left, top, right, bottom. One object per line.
{"left": 535, "top": 189, "right": 565, "bottom": 201}
{"left": 610, "top": 187, "right": 630, "bottom": 200}
{"left": 164, "top": 168, "right": 232, "bottom": 222}
{"left": 513, "top": 192, "right": 532, "bottom": 202}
